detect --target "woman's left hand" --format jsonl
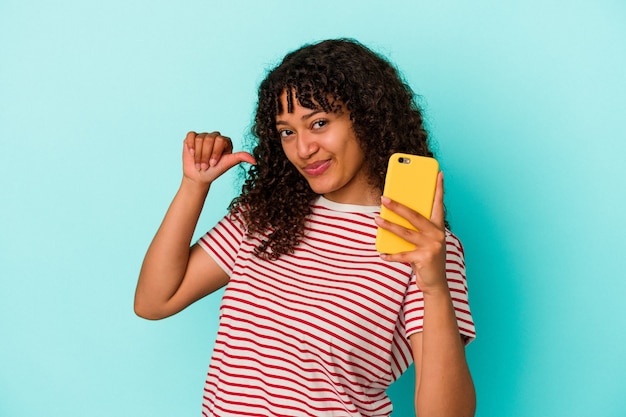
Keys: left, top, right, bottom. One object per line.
{"left": 375, "top": 171, "right": 448, "bottom": 295}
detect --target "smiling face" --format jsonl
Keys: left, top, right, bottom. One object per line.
{"left": 275, "top": 90, "right": 379, "bottom": 205}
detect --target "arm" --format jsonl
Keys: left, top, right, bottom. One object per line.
{"left": 409, "top": 296, "right": 475, "bottom": 417}
{"left": 375, "top": 172, "right": 475, "bottom": 416}
{"left": 134, "top": 131, "right": 256, "bottom": 320}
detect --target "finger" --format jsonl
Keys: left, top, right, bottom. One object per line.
{"left": 430, "top": 171, "right": 445, "bottom": 230}
{"left": 194, "top": 133, "right": 209, "bottom": 167}
{"left": 183, "top": 131, "right": 198, "bottom": 168}
{"left": 217, "top": 151, "right": 257, "bottom": 171}
{"left": 375, "top": 213, "right": 412, "bottom": 239}
{"left": 379, "top": 251, "right": 415, "bottom": 264}
{"left": 235, "top": 151, "right": 257, "bottom": 165}
{"left": 200, "top": 151, "right": 256, "bottom": 181}
{"left": 199, "top": 132, "right": 219, "bottom": 170}
{"left": 209, "top": 135, "right": 233, "bottom": 167}
{"left": 184, "top": 131, "right": 197, "bottom": 155}
{"left": 380, "top": 196, "right": 430, "bottom": 231}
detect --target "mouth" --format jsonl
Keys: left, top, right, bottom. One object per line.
{"left": 303, "top": 160, "right": 331, "bottom": 176}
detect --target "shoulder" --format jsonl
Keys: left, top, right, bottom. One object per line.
{"left": 445, "top": 229, "right": 465, "bottom": 257}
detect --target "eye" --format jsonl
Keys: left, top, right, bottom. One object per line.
{"left": 312, "top": 119, "right": 328, "bottom": 130}
{"left": 278, "top": 129, "right": 294, "bottom": 139}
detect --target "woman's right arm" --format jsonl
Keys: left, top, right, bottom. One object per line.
{"left": 134, "top": 131, "right": 256, "bottom": 320}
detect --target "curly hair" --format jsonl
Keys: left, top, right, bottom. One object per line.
{"left": 230, "top": 38, "right": 434, "bottom": 260}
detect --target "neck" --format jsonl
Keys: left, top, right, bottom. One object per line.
{"left": 323, "top": 189, "right": 382, "bottom": 206}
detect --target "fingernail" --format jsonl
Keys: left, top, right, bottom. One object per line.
{"left": 195, "top": 163, "right": 201, "bottom": 170}
{"left": 381, "top": 196, "right": 391, "bottom": 204}
{"left": 209, "top": 158, "right": 217, "bottom": 167}
{"left": 201, "top": 163, "right": 209, "bottom": 170}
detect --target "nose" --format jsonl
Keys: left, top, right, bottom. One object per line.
{"left": 296, "top": 131, "right": 319, "bottom": 159}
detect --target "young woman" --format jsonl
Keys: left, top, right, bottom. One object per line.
{"left": 135, "top": 38, "right": 476, "bottom": 417}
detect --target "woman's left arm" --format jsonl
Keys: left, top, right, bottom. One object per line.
{"left": 375, "top": 172, "right": 475, "bottom": 417}
{"left": 408, "top": 291, "right": 475, "bottom": 416}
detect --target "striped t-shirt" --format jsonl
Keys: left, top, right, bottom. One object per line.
{"left": 198, "top": 196, "right": 475, "bottom": 416}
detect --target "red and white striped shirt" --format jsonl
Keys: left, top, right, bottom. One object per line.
{"left": 198, "top": 196, "right": 475, "bottom": 416}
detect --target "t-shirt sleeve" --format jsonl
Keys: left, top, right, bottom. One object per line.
{"left": 403, "top": 231, "right": 476, "bottom": 343}
{"left": 196, "top": 210, "right": 247, "bottom": 276}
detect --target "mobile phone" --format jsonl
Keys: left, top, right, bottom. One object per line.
{"left": 375, "top": 153, "right": 439, "bottom": 254}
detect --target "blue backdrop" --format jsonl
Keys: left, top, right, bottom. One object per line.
{"left": 1, "top": 1, "right": 625, "bottom": 416}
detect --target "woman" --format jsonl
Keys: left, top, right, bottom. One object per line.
{"left": 135, "top": 38, "right": 476, "bottom": 416}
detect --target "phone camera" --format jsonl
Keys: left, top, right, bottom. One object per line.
{"left": 398, "top": 157, "right": 411, "bottom": 164}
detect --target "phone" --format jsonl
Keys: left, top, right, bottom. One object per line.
{"left": 375, "top": 153, "right": 439, "bottom": 254}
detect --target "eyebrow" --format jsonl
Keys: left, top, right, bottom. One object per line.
{"left": 276, "top": 109, "right": 325, "bottom": 126}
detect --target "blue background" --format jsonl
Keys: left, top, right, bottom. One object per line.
{"left": 1, "top": 1, "right": 625, "bottom": 416}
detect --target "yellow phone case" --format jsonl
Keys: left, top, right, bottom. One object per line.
{"left": 375, "top": 153, "right": 439, "bottom": 254}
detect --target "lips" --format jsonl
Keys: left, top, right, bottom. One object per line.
{"left": 303, "top": 160, "right": 331, "bottom": 176}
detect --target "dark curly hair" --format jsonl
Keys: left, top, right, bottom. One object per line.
{"left": 230, "top": 38, "right": 435, "bottom": 260}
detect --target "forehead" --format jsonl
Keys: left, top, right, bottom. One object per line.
{"left": 277, "top": 89, "right": 317, "bottom": 114}
{"left": 276, "top": 88, "right": 342, "bottom": 117}
{"left": 275, "top": 93, "right": 324, "bottom": 124}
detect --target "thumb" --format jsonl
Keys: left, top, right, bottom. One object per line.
{"left": 430, "top": 171, "right": 445, "bottom": 229}
{"left": 218, "top": 151, "right": 256, "bottom": 170}
{"left": 208, "top": 151, "right": 257, "bottom": 178}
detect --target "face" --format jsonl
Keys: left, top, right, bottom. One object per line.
{"left": 275, "top": 91, "right": 378, "bottom": 205}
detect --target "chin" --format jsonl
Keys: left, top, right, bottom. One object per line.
{"left": 303, "top": 177, "right": 323, "bottom": 190}
{"left": 306, "top": 180, "right": 338, "bottom": 196}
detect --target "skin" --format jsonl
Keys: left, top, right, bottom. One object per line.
{"left": 376, "top": 178, "right": 476, "bottom": 416}
{"left": 276, "top": 91, "right": 379, "bottom": 205}
{"left": 134, "top": 93, "right": 475, "bottom": 417}
{"left": 134, "top": 131, "right": 255, "bottom": 319}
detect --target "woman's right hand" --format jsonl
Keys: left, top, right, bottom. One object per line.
{"left": 182, "top": 131, "right": 256, "bottom": 185}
